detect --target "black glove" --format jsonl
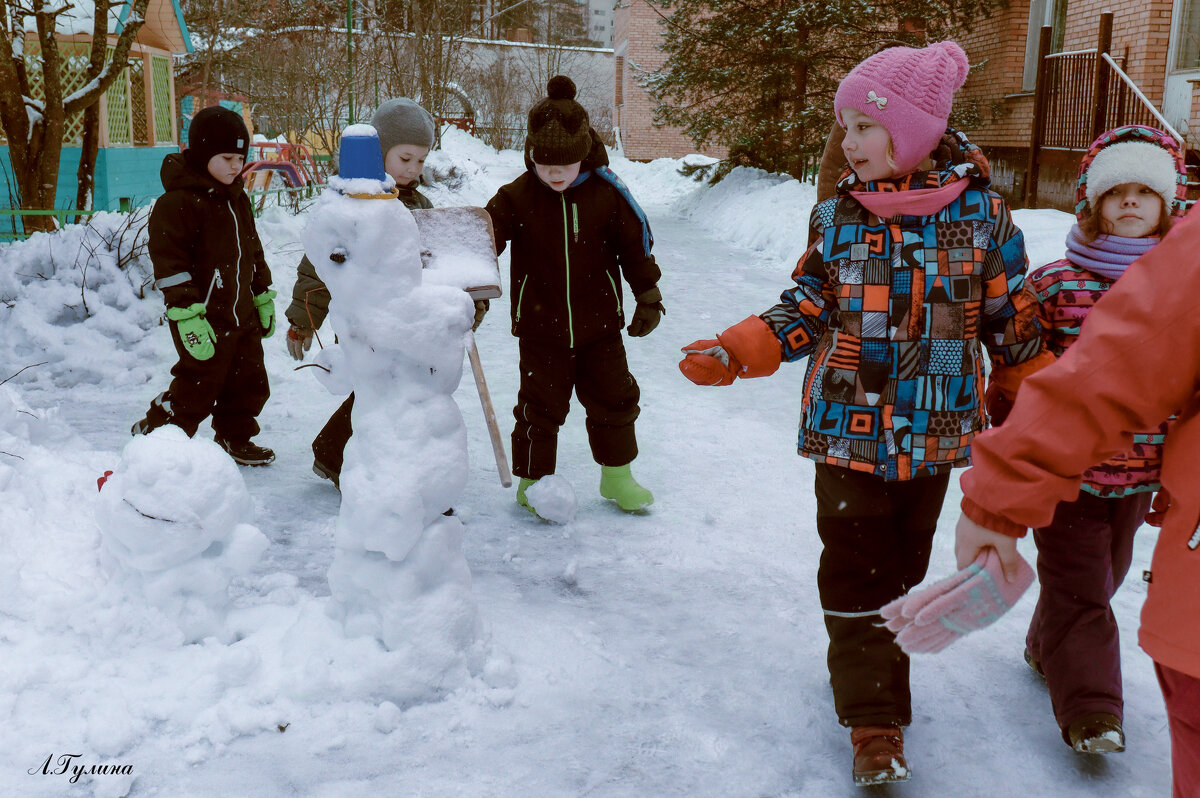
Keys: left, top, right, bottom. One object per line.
{"left": 627, "top": 286, "right": 665, "bottom": 337}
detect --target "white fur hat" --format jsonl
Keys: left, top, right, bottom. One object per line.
{"left": 1084, "top": 140, "right": 1178, "bottom": 212}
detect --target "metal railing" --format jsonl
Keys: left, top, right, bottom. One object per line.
{"left": 1039, "top": 49, "right": 1100, "bottom": 150}
{"left": 1100, "top": 52, "right": 1184, "bottom": 143}
{"left": 0, "top": 208, "right": 99, "bottom": 242}
{"left": 1026, "top": 12, "right": 1183, "bottom": 206}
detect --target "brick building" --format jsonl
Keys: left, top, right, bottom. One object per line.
{"left": 958, "top": 0, "right": 1197, "bottom": 208}
{"left": 611, "top": 0, "right": 727, "bottom": 160}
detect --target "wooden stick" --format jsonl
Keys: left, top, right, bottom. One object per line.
{"left": 466, "top": 332, "right": 512, "bottom": 487}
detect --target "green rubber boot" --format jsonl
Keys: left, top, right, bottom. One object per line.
{"left": 599, "top": 464, "right": 654, "bottom": 512}
{"left": 516, "top": 477, "right": 539, "bottom": 516}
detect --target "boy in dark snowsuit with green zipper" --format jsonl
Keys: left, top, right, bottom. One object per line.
{"left": 485, "top": 76, "right": 664, "bottom": 516}
{"left": 132, "top": 106, "right": 277, "bottom": 466}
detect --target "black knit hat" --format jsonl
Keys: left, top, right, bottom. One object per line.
{"left": 184, "top": 106, "right": 250, "bottom": 172}
{"left": 526, "top": 76, "right": 592, "bottom": 166}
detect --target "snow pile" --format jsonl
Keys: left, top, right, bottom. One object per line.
{"left": 0, "top": 209, "right": 160, "bottom": 395}
{"left": 676, "top": 166, "right": 818, "bottom": 265}
{"left": 94, "top": 427, "right": 269, "bottom": 643}
{"left": 422, "top": 125, "right": 526, "bottom": 208}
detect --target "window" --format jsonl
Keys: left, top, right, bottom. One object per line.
{"left": 1022, "top": 0, "right": 1067, "bottom": 91}
{"left": 1176, "top": 0, "right": 1200, "bottom": 70}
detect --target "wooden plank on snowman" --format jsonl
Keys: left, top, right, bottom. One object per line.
{"left": 411, "top": 206, "right": 502, "bottom": 300}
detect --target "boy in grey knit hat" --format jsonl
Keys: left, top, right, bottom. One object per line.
{"left": 285, "top": 97, "right": 488, "bottom": 487}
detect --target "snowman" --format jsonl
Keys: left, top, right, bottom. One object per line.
{"left": 300, "top": 125, "right": 482, "bottom": 661}
{"left": 94, "top": 425, "right": 269, "bottom": 643}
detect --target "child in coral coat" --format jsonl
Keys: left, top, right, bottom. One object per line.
{"left": 957, "top": 190, "right": 1200, "bottom": 798}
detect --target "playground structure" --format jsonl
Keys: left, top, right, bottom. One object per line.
{"left": 241, "top": 141, "right": 329, "bottom": 212}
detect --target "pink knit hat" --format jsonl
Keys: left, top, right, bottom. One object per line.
{"left": 834, "top": 41, "right": 970, "bottom": 175}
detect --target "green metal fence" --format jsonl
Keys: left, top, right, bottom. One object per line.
{"left": 1, "top": 184, "right": 321, "bottom": 242}
{"left": 0, "top": 209, "right": 100, "bottom": 242}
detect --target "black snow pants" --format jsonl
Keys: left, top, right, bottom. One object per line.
{"left": 312, "top": 393, "right": 354, "bottom": 476}
{"left": 814, "top": 463, "right": 950, "bottom": 727}
{"left": 139, "top": 323, "right": 269, "bottom": 442}
{"left": 511, "top": 333, "right": 640, "bottom": 479}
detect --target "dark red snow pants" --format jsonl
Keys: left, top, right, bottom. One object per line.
{"left": 1024, "top": 490, "right": 1149, "bottom": 740}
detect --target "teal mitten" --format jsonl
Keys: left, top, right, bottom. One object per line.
{"left": 166, "top": 303, "right": 216, "bottom": 361}
{"left": 254, "top": 289, "right": 277, "bottom": 338}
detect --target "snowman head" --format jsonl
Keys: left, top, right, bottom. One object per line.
{"left": 95, "top": 427, "right": 253, "bottom": 571}
{"left": 302, "top": 125, "right": 424, "bottom": 304}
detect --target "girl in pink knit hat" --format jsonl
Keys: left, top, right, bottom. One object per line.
{"left": 678, "top": 40, "right": 1053, "bottom": 785}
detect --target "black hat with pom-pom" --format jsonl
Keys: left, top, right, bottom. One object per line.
{"left": 526, "top": 75, "right": 592, "bottom": 166}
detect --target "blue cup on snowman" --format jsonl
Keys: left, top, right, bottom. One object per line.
{"left": 334, "top": 124, "right": 396, "bottom": 197}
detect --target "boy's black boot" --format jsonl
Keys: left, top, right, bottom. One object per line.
{"left": 215, "top": 435, "right": 275, "bottom": 466}
{"left": 312, "top": 459, "right": 340, "bottom": 488}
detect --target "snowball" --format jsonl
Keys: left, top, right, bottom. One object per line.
{"left": 526, "top": 474, "right": 577, "bottom": 524}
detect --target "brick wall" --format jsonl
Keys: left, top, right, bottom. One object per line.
{"left": 957, "top": 0, "right": 1176, "bottom": 209}
{"left": 1063, "top": 0, "right": 1173, "bottom": 104}
{"left": 612, "top": 0, "right": 727, "bottom": 161}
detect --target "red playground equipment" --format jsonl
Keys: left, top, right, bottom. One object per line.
{"left": 241, "top": 141, "right": 327, "bottom": 193}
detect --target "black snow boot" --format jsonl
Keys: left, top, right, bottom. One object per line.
{"left": 215, "top": 436, "right": 275, "bottom": 466}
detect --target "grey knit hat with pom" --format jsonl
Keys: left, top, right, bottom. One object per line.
{"left": 371, "top": 97, "right": 436, "bottom": 155}
{"left": 526, "top": 76, "right": 592, "bottom": 166}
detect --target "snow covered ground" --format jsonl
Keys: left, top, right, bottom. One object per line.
{"left": 0, "top": 128, "right": 1171, "bottom": 797}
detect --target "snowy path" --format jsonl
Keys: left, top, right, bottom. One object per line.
{"left": 2, "top": 169, "right": 1172, "bottom": 797}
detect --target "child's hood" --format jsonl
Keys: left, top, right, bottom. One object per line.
{"left": 159, "top": 151, "right": 244, "bottom": 195}
{"left": 1074, "top": 125, "right": 1187, "bottom": 223}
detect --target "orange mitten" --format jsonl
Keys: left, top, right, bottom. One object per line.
{"left": 679, "top": 339, "right": 740, "bottom": 386}
{"left": 678, "top": 316, "right": 782, "bottom": 386}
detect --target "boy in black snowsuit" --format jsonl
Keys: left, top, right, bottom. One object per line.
{"left": 282, "top": 98, "right": 487, "bottom": 487}
{"left": 485, "top": 76, "right": 664, "bottom": 516}
{"left": 132, "top": 105, "right": 276, "bottom": 466}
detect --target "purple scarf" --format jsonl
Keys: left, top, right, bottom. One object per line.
{"left": 1065, "top": 224, "right": 1159, "bottom": 280}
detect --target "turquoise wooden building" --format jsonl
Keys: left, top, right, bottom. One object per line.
{"left": 0, "top": 0, "right": 193, "bottom": 213}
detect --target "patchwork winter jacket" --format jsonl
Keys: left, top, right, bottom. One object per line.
{"left": 285, "top": 183, "right": 432, "bottom": 331}
{"left": 1028, "top": 260, "right": 1168, "bottom": 497}
{"left": 149, "top": 153, "right": 273, "bottom": 331}
{"left": 961, "top": 201, "right": 1200, "bottom": 679}
{"left": 1018, "top": 125, "right": 1187, "bottom": 497}
{"left": 485, "top": 131, "right": 660, "bottom": 347}
{"left": 761, "top": 131, "right": 1051, "bottom": 480}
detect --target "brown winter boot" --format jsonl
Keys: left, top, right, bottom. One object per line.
{"left": 851, "top": 725, "right": 910, "bottom": 786}
{"left": 1067, "top": 712, "right": 1125, "bottom": 754}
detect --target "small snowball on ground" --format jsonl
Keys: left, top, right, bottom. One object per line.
{"left": 526, "top": 474, "right": 577, "bottom": 524}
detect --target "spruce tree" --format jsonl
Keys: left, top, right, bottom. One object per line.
{"left": 643, "top": 0, "right": 996, "bottom": 179}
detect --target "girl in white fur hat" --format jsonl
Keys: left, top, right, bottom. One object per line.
{"left": 998, "top": 124, "right": 1187, "bottom": 757}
